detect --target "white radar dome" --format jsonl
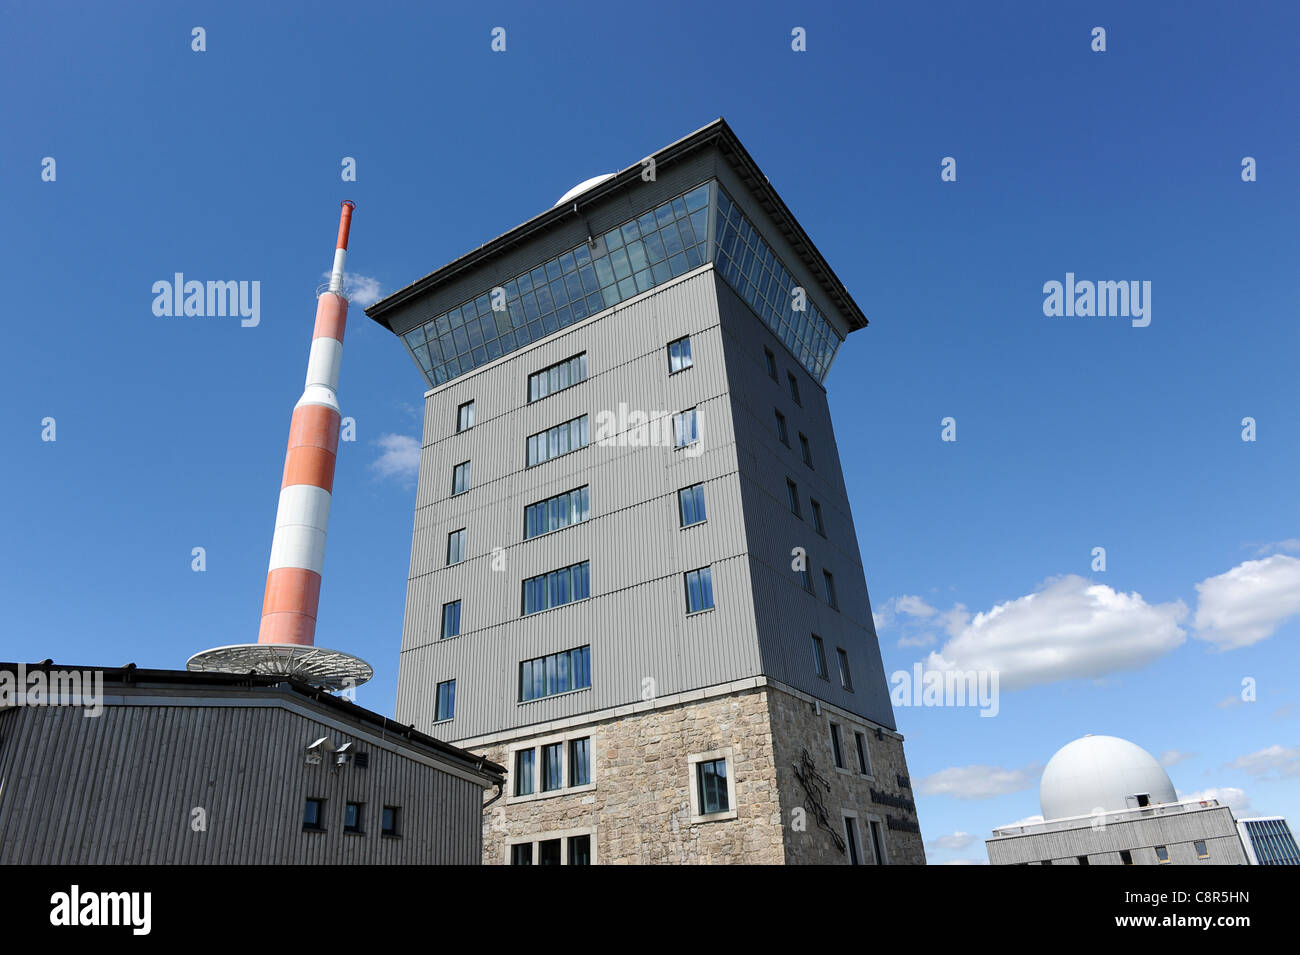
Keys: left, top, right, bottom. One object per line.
{"left": 1039, "top": 735, "right": 1177, "bottom": 821}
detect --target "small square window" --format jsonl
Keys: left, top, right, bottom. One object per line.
{"left": 441, "top": 600, "right": 461, "bottom": 639}
{"left": 786, "top": 479, "right": 802, "bottom": 517}
{"left": 1077, "top": 855, "right": 1090, "bottom": 865}
{"left": 775, "top": 409, "right": 789, "bottom": 446}
{"left": 303, "top": 798, "right": 325, "bottom": 831}
{"left": 685, "top": 567, "right": 715, "bottom": 613}
{"left": 764, "top": 348, "right": 777, "bottom": 380}
{"left": 538, "top": 838, "right": 562, "bottom": 865}
{"left": 435, "top": 679, "right": 456, "bottom": 722}
{"left": 344, "top": 801, "right": 364, "bottom": 833}
{"left": 667, "top": 335, "right": 693, "bottom": 374}
{"left": 1194, "top": 840, "right": 1209, "bottom": 859}
{"left": 568, "top": 834, "right": 592, "bottom": 865}
{"left": 456, "top": 400, "right": 475, "bottom": 432}
{"left": 381, "top": 806, "right": 400, "bottom": 837}
{"left": 451, "top": 461, "right": 471, "bottom": 496}
{"left": 1155, "top": 845, "right": 1170, "bottom": 864}
{"left": 697, "top": 758, "right": 729, "bottom": 814}
{"left": 1120, "top": 849, "right": 1134, "bottom": 865}
{"left": 788, "top": 372, "right": 802, "bottom": 405}
{"left": 673, "top": 408, "right": 699, "bottom": 448}
{"left": 678, "top": 483, "right": 707, "bottom": 527}
{"left": 511, "top": 842, "right": 533, "bottom": 865}
{"left": 446, "top": 528, "right": 467, "bottom": 566}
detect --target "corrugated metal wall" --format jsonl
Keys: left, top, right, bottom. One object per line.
{"left": 986, "top": 807, "right": 1248, "bottom": 865}
{"left": 395, "top": 269, "right": 765, "bottom": 742}
{"left": 0, "top": 692, "right": 486, "bottom": 864}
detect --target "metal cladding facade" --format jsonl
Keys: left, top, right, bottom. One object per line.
{"left": 366, "top": 122, "right": 897, "bottom": 744}
{"left": 0, "top": 665, "right": 504, "bottom": 865}
{"left": 259, "top": 201, "right": 354, "bottom": 647}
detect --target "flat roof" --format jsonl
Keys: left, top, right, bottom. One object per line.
{"left": 365, "top": 117, "right": 868, "bottom": 334}
{"left": 0, "top": 660, "right": 505, "bottom": 782}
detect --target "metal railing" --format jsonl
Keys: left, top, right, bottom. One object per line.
{"left": 991, "top": 799, "right": 1222, "bottom": 838}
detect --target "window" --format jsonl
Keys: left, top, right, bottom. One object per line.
{"left": 511, "top": 843, "right": 533, "bottom": 865}
{"left": 667, "top": 335, "right": 693, "bottom": 373}
{"left": 451, "top": 461, "right": 471, "bottom": 495}
{"left": 799, "top": 433, "right": 813, "bottom": 468}
{"left": 441, "top": 600, "right": 461, "bottom": 639}
{"left": 435, "top": 679, "right": 455, "bottom": 721}
{"left": 515, "top": 749, "right": 536, "bottom": 796}
{"left": 684, "top": 567, "right": 715, "bottom": 613}
{"left": 527, "top": 414, "right": 589, "bottom": 466}
{"left": 456, "top": 400, "right": 475, "bottom": 432}
{"left": 855, "top": 732, "right": 872, "bottom": 776}
{"left": 696, "top": 759, "right": 729, "bottom": 815}
{"left": 775, "top": 409, "right": 789, "bottom": 445}
{"left": 1155, "top": 845, "right": 1170, "bottom": 864}
{"left": 538, "top": 839, "right": 563, "bottom": 865}
{"left": 568, "top": 834, "right": 592, "bottom": 865}
{"left": 1077, "top": 855, "right": 1090, "bottom": 865}
{"left": 811, "top": 498, "right": 825, "bottom": 536}
{"left": 829, "top": 723, "right": 845, "bottom": 769}
{"left": 524, "top": 486, "right": 590, "bottom": 539}
{"left": 1120, "top": 849, "right": 1133, "bottom": 865}
{"left": 764, "top": 347, "right": 777, "bottom": 380}
{"left": 844, "top": 815, "right": 862, "bottom": 865}
{"left": 811, "top": 634, "right": 828, "bottom": 680}
{"left": 786, "top": 478, "right": 801, "bottom": 517}
{"left": 1135, "top": 793, "right": 1151, "bottom": 808}
{"left": 522, "top": 560, "right": 591, "bottom": 615}
{"left": 344, "top": 802, "right": 363, "bottom": 833}
{"left": 519, "top": 646, "right": 592, "bottom": 702}
{"left": 869, "top": 820, "right": 887, "bottom": 864}
{"left": 381, "top": 806, "right": 400, "bottom": 837}
{"left": 673, "top": 408, "right": 699, "bottom": 447}
{"left": 837, "top": 648, "right": 853, "bottom": 690}
{"left": 824, "top": 570, "right": 838, "bottom": 609}
{"left": 541, "top": 742, "right": 564, "bottom": 792}
{"left": 528, "top": 353, "right": 587, "bottom": 402}
{"left": 678, "top": 483, "right": 707, "bottom": 527}
{"left": 788, "top": 372, "right": 802, "bottom": 405}
{"left": 570, "top": 737, "right": 591, "bottom": 787}
{"left": 799, "top": 565, "right": 814, "bottom": 593}
{"left": 446, "top": 528, "right": 467, "bottom": 566}
{"left": 1194, "top": 840, "right": 1209, "bottom": 860}
{"left": 303, "top": 798, "right": 324, "bottom": 832}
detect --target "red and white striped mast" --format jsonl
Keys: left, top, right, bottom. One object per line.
{"left": 189, "top": 202, "right": 372, "bottom": 691}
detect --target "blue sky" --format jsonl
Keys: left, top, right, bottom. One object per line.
{"left": 3, "top": 1, "right": 1297, "bottom": 863}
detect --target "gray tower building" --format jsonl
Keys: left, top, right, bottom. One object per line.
{"left": 366, "top": 119, "right": 924, "bottom": 865}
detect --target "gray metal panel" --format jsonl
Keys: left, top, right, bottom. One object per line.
{"left": 0, "top": 693, "right": 485, "bottom": 864}
{"left": 714, "top": 273, "right": 896, "bottom": 730}
{"left": 395, "top": 270, "right": 765, "bottom": 742}
{"left": 985, "top": 807, "right": 1248, "bottom": 865}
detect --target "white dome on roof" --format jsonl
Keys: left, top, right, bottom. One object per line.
{"left": 554, "top": 174, "right": 615, "bottom": 207}
{"left": 1039, "top": 735, "right": 1177, "bottom": 821}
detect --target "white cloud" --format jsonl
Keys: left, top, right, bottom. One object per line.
{"left": 917, "top": 764, "right": 1038, "bottom": 800}
{"left": 321, "top": 270, "right": 383, "bottom": 307}
{"left": 897, "top": 633, "right": 937, "bottom": 648}
{"left": 1194, "top": 555, "right": 1300, "bottom": 650}
{"left": 1180, "top": 787, "right": 1251, "bottom": 813}
{"left": 1228, "top": 744, "right": 1300, "bottom": 779}
{"left": 371, "top": 433, "right": 420, "bottom": 482}
{"left": 1250, "top": 539, "right": 1300, "bottom": 557}
{"left": 1159, "top": 750, "right": 1194, "bottom": 767}
{"left": 895, "top": 595, "right": 938, "bottom": 618}
{"left": 926, "top": 831, "right": 977, "bottom": 850}
{"left": 924, "top": 575, "right": 1187, "bottom": 691}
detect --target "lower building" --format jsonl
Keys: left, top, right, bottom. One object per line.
{"left": 1237, "top": 816, "right": 1300, "bottom": 865}
{"left": 986, "top": 734, "right": 1252, "bottom": 865}
{"left": 0, "top": 661, "right": 504, "bottom": 864}
{"left": 464, "top": 679, "right": 923, "bottom": 865}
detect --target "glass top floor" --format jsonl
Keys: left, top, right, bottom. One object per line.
{"left": 399, "top": 179, "right": 844, "bottom": 389}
